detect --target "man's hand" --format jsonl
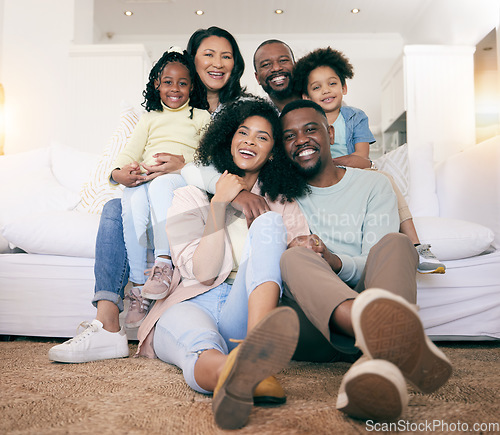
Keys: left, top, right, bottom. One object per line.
{"left": 111, "top": 162, "right": 147, "bottom": 187}
{"left": 231, "top": 190, "right": 271, "bottom": 228}
{"left": 141, "top": 153, "right": 186, "bottom": 181}
{"left": 288, "top": 234, "right": 342, "bottom": 273}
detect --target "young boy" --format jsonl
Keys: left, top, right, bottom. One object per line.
{"left": 292, "top": 47, "right": 445, "bottom": 274}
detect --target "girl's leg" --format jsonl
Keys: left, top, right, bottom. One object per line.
{"left": 153, "top": 292, "right": 230, "bottom": 394}
{"left": 121, "top": 185, "right": 150, "bottom": 285}
{"left": 218, "top": 212, "right": 288, "bottom": 347}
{"left": 147, "top": 174, "right": 187, "bottom": 259}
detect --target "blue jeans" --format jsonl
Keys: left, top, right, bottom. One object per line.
{"left": 121, "top": 174, "right": 186, "bottom": 284}
{"left": 91, "top": 198, "right": 129, "bottom": 312}
{"left": 153, "top": 212, "right": 287, "bottom": 394}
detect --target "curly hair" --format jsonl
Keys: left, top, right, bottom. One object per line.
{"left": 293, "top": 47, "right": 354, "bottom": 97}
{"left": 142, "top": 49, "right": 209, "bottom": 114}
{"left": 195, "top": 97, "right": 309, "bottom": 202}
{"left": 187, "top": 27, "right": 247, "bottom": 105}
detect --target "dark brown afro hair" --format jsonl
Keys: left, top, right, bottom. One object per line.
{"left": 293, "top": 47, "right": 354, "bottom": 97}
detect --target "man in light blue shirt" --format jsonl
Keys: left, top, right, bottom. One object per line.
{"left": 280, "top": 99, "right": 452, "bottom": 422}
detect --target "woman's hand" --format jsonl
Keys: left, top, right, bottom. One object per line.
{"left": 111, "top": 162, "right": 147, "bottom": 187}
{"left": 141, "top": 153, "right": 186, "bottom": 181}
{"left": 212, "top": 170, "right": 247, "bottom": 204}
{"left": 288, "top": 234, "right": 342, "bottom": 272}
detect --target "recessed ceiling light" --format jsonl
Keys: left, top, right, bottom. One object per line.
{"left": 275, "top": 9, "right": 284, "bottom": 14}
{"left": 124, "top": 10, "right": 133, "bottom": 17}
{"left": 351, "top": 8, "right": 360, "bottom": 14}
{"left": 195, "top": 10, "right": 204, "bottom": 16}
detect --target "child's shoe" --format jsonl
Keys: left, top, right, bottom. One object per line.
{"left": 416, "top": 244, "right": 446, "bottom": 274}
{"left": 125, "top": 286, "right": 151, "bottom": 328}
{"left": 141, "top": 262, "right": 173, "bottom": 299}
{"left": 48, "top": 320, "right": 129, "bottom": 363}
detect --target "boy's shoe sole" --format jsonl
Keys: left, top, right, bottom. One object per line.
{"left": 336, "top": 358, "right": 408, "bottom": 421}
{"left": 352, "top": 289, "right": 452, "bottom": 394}
{"left": 212, "top": 307, "right": 299, "bottom": 430}
{"left": 417, "top": 266, "right": 446, "bottom": 274}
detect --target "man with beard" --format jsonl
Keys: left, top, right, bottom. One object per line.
{"left": 253, "top": 40, "right": 300, "bottom": 112}
{"left": 278, "top": 99, "right": 452, "bottom": 421}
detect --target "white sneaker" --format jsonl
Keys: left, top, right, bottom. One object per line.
{"left": 336, "top": 356, "right": 408, "bottom": 421}
{"left": 416, "top": 244, "right": 446, "bottom": 274}
{"left": 48, "top": 320, "right": 129, "bottom": 363}
{"left": 352, "top": 289, "right": 452, "bottom": 394}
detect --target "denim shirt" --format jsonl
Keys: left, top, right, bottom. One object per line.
{"left": 340, "top": 105, "right": 376, "bottom": 155}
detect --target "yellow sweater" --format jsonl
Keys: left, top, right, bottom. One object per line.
{"left": 112, "top": 100, "right": 211, "bottom": 172}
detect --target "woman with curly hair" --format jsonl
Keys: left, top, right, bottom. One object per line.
{"left": 137, "top": 98, "right": 310, "bottom": 430}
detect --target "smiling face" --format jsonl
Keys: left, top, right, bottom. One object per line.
{"left": 194, "top": 35, "right": 234, "bottom": 94}
{"left": 304, "top": 66, "right": 347, "bottom": 115}
{"left": 281, "top": 107, "right": 334, "bottom": 178}
{"left": 230, "top": 116, "right": 275, "bottom": 175}
{"left": 155, "top": 62, "right": 192, "bottom": 109}
{"left": 254, "top": 42, "right": 295, "bottom": 100}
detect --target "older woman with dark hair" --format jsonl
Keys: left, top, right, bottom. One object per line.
{"left": 187, "top": 26, "right": 248, "bottom": 114}
{"left": 137, "top": 98, "right": 309, "bottom": 430}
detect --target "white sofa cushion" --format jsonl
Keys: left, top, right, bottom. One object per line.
{"left": 436, "top": 135, "right": 500, "bottom": 249}
{"left": 76, "top": 103, "right": 140, "bottom": 214}
{"left": 2, "top": 210, "right": 100, "bottom": 258}
{"left": 0, "top": 166, "right": 80, "bottom": 227}
{"left": 373, "top": 141, "right": 439, "bottom": 217}
{"left": 413, "top": 216, "right": 494, "bottom": 260}
{"left": 373, "top": 143, "right": 409, "bottom": 201}
{"left": 50, "top": 142, "right": 101, "bottom": 194}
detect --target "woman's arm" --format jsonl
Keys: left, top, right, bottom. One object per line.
{"left": 192, "top": 171, "right": 247, "bottom": 285}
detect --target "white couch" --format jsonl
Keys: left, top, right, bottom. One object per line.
{"left": 0, "top": 123, "right": 499, "bottom": 340}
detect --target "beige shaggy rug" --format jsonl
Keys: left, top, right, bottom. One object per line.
{"left": 0, "top": 339, "right": 499, "bottom": 434}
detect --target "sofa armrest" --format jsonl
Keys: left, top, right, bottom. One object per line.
{"left": 435, "top": 136, "right": 500, "bottom": 249}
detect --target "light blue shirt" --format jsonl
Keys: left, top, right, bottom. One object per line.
{"left": 331, "top": 112, "right": 349, "bottom": 158}
{"left": 295, "top": 168, "right": 399, "bottom": 286}
{"left": 337, "top": 106, "right": 376, "bottom": 155}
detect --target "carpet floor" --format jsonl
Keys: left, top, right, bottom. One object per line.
{"left": 0, "top": 340, "right": 499, "bottom": 434}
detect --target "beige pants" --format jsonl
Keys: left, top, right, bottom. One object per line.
{"left": 280, "top": 233, "right": 418, "bottom": 362}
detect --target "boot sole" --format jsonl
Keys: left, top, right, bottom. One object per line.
{"left": 212, "top": 307, "right": 299, "bottom": 430}
{"left": 352, "top": 289, "right": 452, "bottom": 393}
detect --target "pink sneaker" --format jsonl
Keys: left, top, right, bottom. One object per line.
{"left": 124, "top": 287, "right": 151, "bottom": 328}
{"left": 141, "top": 263, "right": 173, "bottom": 300}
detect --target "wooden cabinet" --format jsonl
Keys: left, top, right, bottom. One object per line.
{"left": 381, "top": 46, "right": 476, "bottom": 162}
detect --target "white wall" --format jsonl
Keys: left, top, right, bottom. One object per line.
{"left": 1, "top": 0, "right": 76, "bottom": 154}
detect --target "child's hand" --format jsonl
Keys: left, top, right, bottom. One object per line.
{"left": 111, "top": 162, "right": 147, "bottom": 187}
{"left": 212, "top": 171, "right": 247, "bottom": 204}
{"left": 332, "top": 154, "right": 371, "bottom": 169}
{"left": 142, "top": 153, "right": 186, "bottom": 179}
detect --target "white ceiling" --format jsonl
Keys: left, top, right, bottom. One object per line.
{"left": 94, "top": 0, "right": 500, "bottom": 46}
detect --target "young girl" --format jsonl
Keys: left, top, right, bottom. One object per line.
{"left": 110, "top": 47, "right": 211, "bottom": 328}
{"left": 292, "top": 47, "right": 445, "bottom": 274}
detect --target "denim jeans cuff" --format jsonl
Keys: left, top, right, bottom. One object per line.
{"left": 92, "top": 290, "right": 124, "bottom": 313}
